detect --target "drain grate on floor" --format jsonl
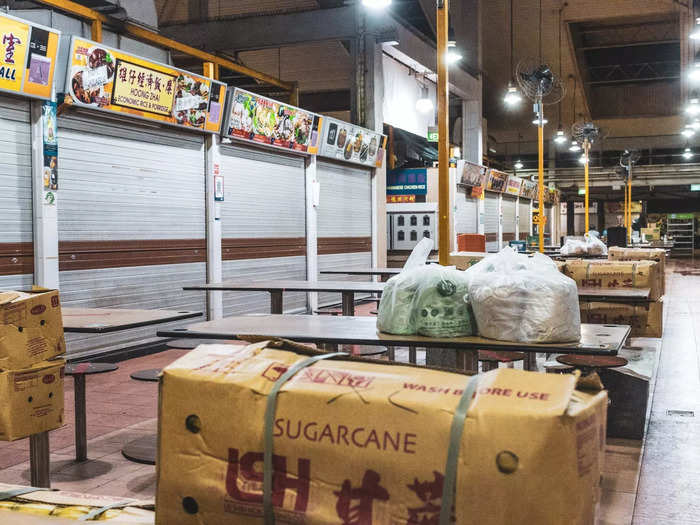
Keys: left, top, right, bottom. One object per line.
{"left": 666, "top": 409, "right": 695, "bottom": 417}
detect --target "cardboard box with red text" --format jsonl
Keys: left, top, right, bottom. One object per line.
{"left": 580, "top": 300, "right": 663, "bottom": 338}
{"left": 0, "top": 290, "right": 66, "bottom": 370}
{"left": 562, "top": 260, "right": 664, "bottom": 301}
{"left": 156, "top": 342, "right": 607, "bottom": 525}
{"left": 0, "top": 359, "right": 65, "bottom": 441}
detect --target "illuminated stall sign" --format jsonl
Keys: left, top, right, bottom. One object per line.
{"left": 505, "top": 175, "right": 523, "bottom": 196}
{"left": 222, "top": 87, "right": 322, "bottom": 154}
{"left": 319, "top": 116, "right": 387, "bottom": 168}
{"left": 520, "top": 180, "right": 537, "bottom": 200}
{"left": 387, "top": 169, "right": 428, "bottom": 195}
{"left": 0, "top": 12, "right": 60, "bottom": 101}
{"left": 65, "top": 37, "right": 226, "bottom": 133}
{"left": 486, "top": 169, "right": 508, "bottom": 192}
{"left": 458, "top": 160, "right": 487, "bottom": 187}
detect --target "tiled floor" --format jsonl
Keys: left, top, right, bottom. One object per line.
{"left": 0, "top": 263, "right": 696, "bottom": 523}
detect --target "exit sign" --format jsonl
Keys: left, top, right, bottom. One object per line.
{"left": 578, "top": 188, "right": 586, "bottom": 195}
{"left": 691, "top": 184, "right": 700, "bottom": 191}
{"left": 427, "top": 126, "right": 438, "bottom": 142}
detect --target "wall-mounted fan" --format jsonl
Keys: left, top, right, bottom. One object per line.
{"left": 571, "top": 121, "right": 604, "bottom": 232}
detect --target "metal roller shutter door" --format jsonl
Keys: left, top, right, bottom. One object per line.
{"left": 0, "top": 94, "right": 33, "bottom": 290}
{"left": 518, "top": 200, "right": 530, "bottom": 240}
{"left": 502, "top": 195, "right": 517, "bottom": 247}
{"left": 58, "top": 114, "right": 206, "bottom": 356}
{"left": 455, "top": 187, "right": 478, "bottom": 234}
{"left": 546, "top": 204, "right": 554, "bottom": 240}
{"left": 484, "top": 192, "right": 499, "bottom": 252}
{"left": 316, "top": 160, "right": 372, "bottom": 306}
{"left": 220, "top": 144, "right": 307, "bottom": 315}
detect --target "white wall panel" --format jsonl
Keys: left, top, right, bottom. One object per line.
{"left": 455, "top": 188, "right": 478, "bottom": 234}
{"left": 484, "top": 192, "right": 499, "bottom": 252}
{"left": 502, "top": 195, "right": 517, "bottom": 247}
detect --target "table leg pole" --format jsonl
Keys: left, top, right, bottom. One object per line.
{"left": 386, "top": 346, "right": 396, "bottom": 361}
{"left": 408, "top": 347, "right": 417, "bottom": 364}
{"left": 525, "top": 353, "right": 538, "bottom": 371}
{"left": 270, "top": 291, "right": 284, "bottom": 314}
{"left": 29, "top": 432, "right": 50, "bottom": 488}
{"left": 341, "top": 292, "right": 355, "bottom": 316}
{"left": 74, "top": 375, "right": 87, "bottom": 462}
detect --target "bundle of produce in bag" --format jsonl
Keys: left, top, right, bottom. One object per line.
{"left": 378, "top": 241, "right": 475, "bottom": 337}
{"left": 466, "top": 247, "right": 581, "bottom": 343}
{"left": 560, "top": 231, "right": 607, "bottom": 256}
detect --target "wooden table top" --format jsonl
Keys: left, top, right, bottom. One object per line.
{"left": 184, "top": 280, "right": 386, "bottom": 293}
{"left": 62, "top": 307, "right": 202, "bottom": 333}
{"left": 577, "top": 287, "right": 651, "bottom": 301}
{"left": 158, "top": 315, "right": 629, "bottom": 355}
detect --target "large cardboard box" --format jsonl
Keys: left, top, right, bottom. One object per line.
{"left": 0, "top": 482, "right": 154, "bottom": 523}
{"left": 607, "top": 247, "right": 666, "bottom": 294}
{"left": 448, "top": 251, "right": 487, "bottom": 270}
{"left": 0, "top": 290, "right": 66, "bottom": 370}
{"left": 156, "top": 342, "right": 607, "bottom": 525}
{"left": 0, "top": 359, "right": 65, "bottom": 441}
{"left": 563, "top": 259, "right": 664, "bottom": 301}
{"left": 580, "top": 300, "right": 663, "bottom": 338}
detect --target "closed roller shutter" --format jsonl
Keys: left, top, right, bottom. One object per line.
{"left": 546, "top": 204, "right": 554, "bottom": 241}
{"left": 0, "top": 94, "right": 33, "bottom": 289}
{"left": 484, "top": 192, "right": 499, "bottom": 252}
{"left": 220, "top": 143, "right": 306, "bottom": 315}
{"left": 455, "top": 187, "right": 477, "bottom": 234}
{"left": 317, "top": 160, "right": 372, "bottom": 307}
{"left": 518, "top": 200, "right": 530, "bottom": 240}
{"left": 502, "top": 195, "right": 517, "bottom": 247}
{"left": 58, "top": 113, "right": 206, "bottom": 356}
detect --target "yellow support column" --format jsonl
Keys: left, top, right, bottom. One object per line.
{"left": 203, "top": 61, "right": 219, "bottom": 80}
{"left": 627, "top": 176, "right": 632, "bottom": 243}
{"left": 91, "top": 19, "right": 102, "bottom": 42}
{"left": 437, "top": 0, "right": 450, "bottom": 265}
{"left": 537, "top": 112, "right": 545, "bottom": 253}
{"left": 584, "top": 140, "right": 590, "bottom": 232}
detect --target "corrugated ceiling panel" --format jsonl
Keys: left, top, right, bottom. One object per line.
{"left": 156, "top": 0, "right": 319, "bottom": 25}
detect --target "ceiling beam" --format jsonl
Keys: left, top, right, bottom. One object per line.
{"left": 160, "top": 6, "right": 362, "bottom": 51}
{"left": 579, "top": 39, "right": 680, "bottom": 51}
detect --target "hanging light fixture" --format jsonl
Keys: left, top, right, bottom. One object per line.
{"left": 503, "top": 0, "right": 522, "bottom": 108}
{"left": 682, "top": 125, "right": 696, "bottom": 138}
{"left": 447, "top": 49, "right": 463, "bottom": 64}
{"left": 514, "top": 159, "right": 524, "bottom": 170}
{"left": 415, "top": 85, "right": 434, "bottom": 114}
{"left": 578, "top": 153, "right": 587, "bottom": 164}
{"left": 362, "top": 0, "right": 391, "bottom": 8}
{"left": 554, "top": 128, "right": 567, "bottom": 144}
{"left": 683, "top": 147, "right": 694, "bottom": 159}
{"left": 690, "top": 17, "right": 700, "bottom": 39}
{"left": 685, "top": 97, "right": 700, "bottom": 116}
{"left": 690, "top": 60, "right": 700, "bottom": 82}
{"left": 569, "top": 142, "right": 581, "bottom": 152}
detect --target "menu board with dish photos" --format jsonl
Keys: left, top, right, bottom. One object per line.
{"left": 458, "top": 160, "right": 487, "bottom": 187}
{"left": 64, "top": 36, "right": 226, "bottom": 133}
{"left": 520, "top": 179, "right": 538, "bottom": 200}
{"left": 319, "top": 116, "right": 386, "bottom": 168}
{"left": 486, "top": 169, "right": 508, "bottom": 192}
{"left": 223, "top": 88, "right": 322, "bottom": 154}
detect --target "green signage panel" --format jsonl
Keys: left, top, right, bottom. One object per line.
{"left": 691, "top": 184, "right": 700, "bottom": 191}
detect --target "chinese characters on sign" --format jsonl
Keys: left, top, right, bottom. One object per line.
{"left": 0, "top": 13, "right": 59, "bottom": 101}
{"left": 65, "top": 37, "right": 226, "bottom": 133}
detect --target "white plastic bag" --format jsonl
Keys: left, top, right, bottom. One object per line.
{"left": 377, "top": 265, "right": 475, "bottom": 337}
{"left": 465, "top": 247, "right": 581, "bottom": 343}
{"left": 584, "top": 231, "right": 607, "bottom": 255}
{"left": 560, "top": 238, "right": 587, "bottom": 256}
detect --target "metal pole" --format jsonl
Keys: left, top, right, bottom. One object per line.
{"left": 29, "top": 433, "right": 50, "bottom": 488}
{"left": 537, "top": 102, "right": 545, "bottom": 253}
{"left": 74, "top": 375, "right": 87, "bottom": 461}
{"left": 584, "top": 139, "right": 590, "bottom": 232}
{"left": 627, "top": 164, "right": 633, "bottom": 243}
{"left": 437, "top": 0, "right": 450, "bottom": 265}
{"left": 623, "top": 178, "right": 628, "bottom": 232}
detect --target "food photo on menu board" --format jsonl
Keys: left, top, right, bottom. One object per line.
{"left": 65, "top": 37, "right": 225, "bottom": 133}
{"left": 320, "top": 116, "right": 385, "bottom": 167}
{"left": 225, "top": 88, "right": 321, "bottom": 152}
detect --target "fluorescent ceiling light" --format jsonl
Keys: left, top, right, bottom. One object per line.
{"left": 683, "top": 147, "right": 694, "bottom": 159}
{"left": 691, "top": 18, "right": 700, "bottom": 40}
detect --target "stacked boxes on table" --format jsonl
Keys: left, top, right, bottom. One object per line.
{"left": 560, "top": 252, "right": 665, "bottom": 338}
{"left": 156, "top": 342, "right": 607, "bottom": 525}
{"left": 0, "top": 290, "right": 66, "bottom": 441}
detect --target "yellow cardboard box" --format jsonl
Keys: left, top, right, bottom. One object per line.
{"left": 607, "top": 247, "right": 666, "bottom": 294}
{"left": 563, "top": 259, "right": 664, "bottom": 301}
{"left": 448, "top": 251, "right": 487, "bottom": 270}
{"left": 156, "top": 343, "right": 607, "bottom": 525}
{"left": 580, "top": 300, "right": 663, "bottom": 338}
{"left": 0, "top": 290, "right": 66, "bottom": 370}
{"left": 0, "top": 359, "right": 65, "bottom": 441}
{"left": 0, "top": 482, "right": 154, "bottom": 522}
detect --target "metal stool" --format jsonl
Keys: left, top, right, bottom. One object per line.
{"left": 555, "top": 354, "right": 629, "bottom": 376}
{"left": 64, "top": 362, "right": 119, "bottom": 462}
{"left": 478, "top": 350, "right": 527, "bottom": 372}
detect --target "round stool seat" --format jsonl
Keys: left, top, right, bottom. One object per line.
{"left": 556, "top": 355, "right": 628, "bottom": 369}
{"left": 478, "top": 350, "right": 526, "bottom": 363}
{"left": 130, "top": 369, "right": 161, "bottom": 382}
{"left": 65, "top": 362, "right": 118, "bottom": 376}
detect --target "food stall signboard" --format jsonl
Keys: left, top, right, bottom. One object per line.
{"left": 0, "top": 13, "right": 60, "bottom": 101}
{"left": 486, "top": 169, "right": 508, "bottom": 193}
{"left": 520, "top": 179, "right": 537, "bottom": 200}
{"left": 319, "top": 116, "right": 387, "bottom": 168}
{"left": 387, "top": 169, "right": 427, "bottom": 195}
{"left": 223, "top": 87, "right": 322, "bottom": 154}
{"left": 64, "top": 37, "right": 226, "bottom": 133}
{"left": 458, "top": 160, "right": 487, "bottom": 187}
{"left": 505, "top": 175, "right": 523, "bottom": 196}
